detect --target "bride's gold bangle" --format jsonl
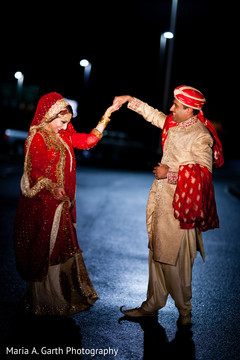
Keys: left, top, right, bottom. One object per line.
{"left": 98, "top": 113, "right": 111, "bottom": 126}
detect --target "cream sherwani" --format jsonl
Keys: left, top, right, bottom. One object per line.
{"left": 128, "top": 98, "right": 213, "bottom": 315}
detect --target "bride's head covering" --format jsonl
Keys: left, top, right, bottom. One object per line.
{"left": 30, "top": 92, "right": 70, "bottom": 129}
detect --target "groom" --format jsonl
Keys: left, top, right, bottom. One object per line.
{"left": 113, "top": 86, "right": 223, "bottom": 326}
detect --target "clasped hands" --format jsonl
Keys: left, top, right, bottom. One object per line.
{"left": 105, "top": 95, "right": 133, "bottom": 116}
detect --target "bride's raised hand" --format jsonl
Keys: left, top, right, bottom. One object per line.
{"left": 104, "top": 101, "right": 122, "bottom": 116}
{"left": 96, "top": 101, "right": 122, "bottom": 133}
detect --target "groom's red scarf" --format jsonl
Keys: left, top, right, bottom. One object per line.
{"left": 162, "top": 113, "right": 223, "bottom": 231}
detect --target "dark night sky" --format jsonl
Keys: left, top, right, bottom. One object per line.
{"left": 1, "top": 0, "right": 237, "bottom": 155}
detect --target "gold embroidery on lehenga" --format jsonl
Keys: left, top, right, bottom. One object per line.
{"left": 25, "top": 254, "right": 98, "bottom": 316}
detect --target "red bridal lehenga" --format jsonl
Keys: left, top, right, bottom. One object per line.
{"left": 14, "top": 93, "right": 101, "bottom": 316}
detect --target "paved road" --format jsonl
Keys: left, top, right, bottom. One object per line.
{"left": 0, "top": 159, "right": 240, "bottom": 359}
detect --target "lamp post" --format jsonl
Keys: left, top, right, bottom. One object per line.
{"left": 79, "top": 59, "right": 92, "bottom": 89}
{"left": 14, "top": 71, "right": 24, "bottom": 105}
{"left": 157, "top": 0, "right": 178, "bottom": 153}
{"left": 155, "top": 31, "right": 174, "bottom": 153}
{"left": 159, "top": 31, "right": 174, "bottom": 85}
{"left": 162, "top": 0, "right": 178, "bottom": 112}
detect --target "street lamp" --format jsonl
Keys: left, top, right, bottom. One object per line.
{"left": 79, "top": 59, "right": 92, "bottom": 89}
{"left": 157, "top": 0, "right": 178, "bottom": 153}
{"left": 159, "top": 31, "right": 174, "bottom": 93}
{"left": 160, "top": 31, "right": 174, "bottom": 66}
{"left": 14, "top": 71, "right": 24, "bottom": 105}
{"left": 80, "top": 59, "right": 89, "bottom": 67}
{"left": 163, "top": 31, "right": 174, "bottom": 39}
{"left": 162, "top": 0, "right": 178, "bottom": 112}
{"left": 155, "top": 31, "right": 174, "bottom": 153}
{"left": 14, "top": 71, "right": 24, "bottom": 80}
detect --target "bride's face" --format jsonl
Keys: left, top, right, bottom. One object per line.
{"left": 45, "top": 112, "right": 72, "bottom": 134}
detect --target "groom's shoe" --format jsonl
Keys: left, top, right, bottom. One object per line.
{"left": 177, "top": 312, "right": 192, "bottom": 327}
{"left": 120, "top": 306, "right": 158, "bottom": 318}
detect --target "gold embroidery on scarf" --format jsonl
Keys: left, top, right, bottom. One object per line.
{"left": 21, "top": 128, "right": 66, "bottom": 198}
{"left": 43, "top": 99, "right": 69, "bottom": 123}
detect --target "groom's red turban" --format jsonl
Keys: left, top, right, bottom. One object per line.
{"left": 174, "top": 85, "right": 206, "bottom": 110}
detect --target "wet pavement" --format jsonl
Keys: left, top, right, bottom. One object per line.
{"left": 0, "top": 158, "right": 240, "bottom": 359}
